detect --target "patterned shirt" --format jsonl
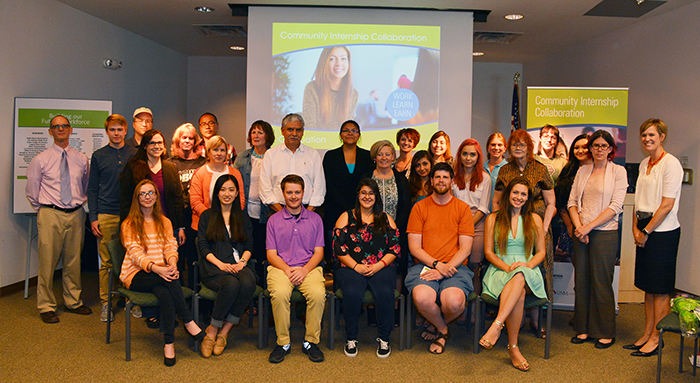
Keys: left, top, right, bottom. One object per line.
{"left": 495, "top": 161, "right": 553, "bottom": 219}
{"left": 333, "top": 210, "right": 400, "bottom": 267}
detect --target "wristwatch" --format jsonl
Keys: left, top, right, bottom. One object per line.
{"left": 432, "top": 260, "right": 440, "bottom": 268}
{"left": 642, "top": 228, "right": 650, "bottom": 236}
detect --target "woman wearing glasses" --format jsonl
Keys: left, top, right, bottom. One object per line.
{"left": 120, "top": 180, "right": 205, "bottom": 366}
{"left": 567, "top": 130, "right": 627, "bottom": 349}
{"left": 121, "top": 129, "right": 185, "bottom": 244}
{"left": 493, "top": 130, "right": 555, "bottom": 336}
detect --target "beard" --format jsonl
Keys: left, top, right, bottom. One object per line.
{"left": 433, "top": 184, "right": 451, "bottom": 195}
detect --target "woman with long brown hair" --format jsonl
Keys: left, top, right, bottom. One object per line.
{"left": 480, "top": 178, "right": 546, "bottom": 372}
{"left": 120, "top": 180, "right": 205, "bottom": 366}
{"left": 303, "top": 46, "right": 359, "bottom": 130}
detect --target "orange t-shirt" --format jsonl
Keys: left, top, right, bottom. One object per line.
{"left": 406, "top": 195, "right": 474, "bottom": 265}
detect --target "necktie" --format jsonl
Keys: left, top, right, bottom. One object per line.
{"left": 60, "top": 150, "right": 72, "bottom": 206}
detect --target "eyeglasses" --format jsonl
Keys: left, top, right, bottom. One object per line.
{"left": 541, "top": 134, "right": 557, "bottom": 141}
{"left": 199, "top": 121, "right": 217, "bottom": 127}
{"left": 50, "top": 124, "right": 70, "bottom": 130}
{"left": 591, "top": 144, "right": 610, "bottom": 150}
{"left": 341, "top": 129, "right": 359, "bottom": 134}
{"left": 359, "top": 191, "right": 375, "bottom": 197}
{"left": 135, "top": 118, "right": 153, "bottom": 125}
{"left": 511, "top": 142, "right": 527, "bottom": 149}
{"left": 148, "top": 141, "right": 164, "bottom": 147}
{"left": 139, "top": 191, "right": 156, "bottom": 197}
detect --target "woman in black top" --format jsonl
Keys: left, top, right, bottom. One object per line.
{"left": 323, "top": 120, "right": 374, "bottom": 261}
{"left": 196, "top": 175, "right": 256, "bottom": 358}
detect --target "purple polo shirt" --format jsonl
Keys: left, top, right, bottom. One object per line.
{"left": 266, "top": 206, "right": 324, "bottom": 268}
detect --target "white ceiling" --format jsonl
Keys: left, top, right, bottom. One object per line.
{"left": 56, "top": 0, "right": 698, "bottom": 62}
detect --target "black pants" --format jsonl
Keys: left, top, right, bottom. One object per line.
{"left": 335, "top": 266, "right": 396, "bottom": 341}
{"left": 130, "top": 271, "right": 193, "bottom": 344}
{"left": 203, "top": 268, "right": 256, "bottom": 327}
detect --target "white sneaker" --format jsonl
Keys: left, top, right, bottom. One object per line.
{"left": 100, "top": 304, "right": 114, "bottom": 322}
{"left": 376, "top": 338, "right": 391, "bottom": 358}
{"left": 344, "top": 339, "right": 358, "bottom": 357}
{"left": 130, "top": 303, "right": 142, "bottom": 318}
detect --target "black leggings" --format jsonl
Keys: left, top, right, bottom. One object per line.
{"left": 130, "top": 271, "right": 193, "bottom": 344}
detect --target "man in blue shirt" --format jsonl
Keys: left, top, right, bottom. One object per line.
{"left": 87, "top": 114, "right": 136, "bottom": 322}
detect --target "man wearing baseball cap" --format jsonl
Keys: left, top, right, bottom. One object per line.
{"left": 125, "top": 107, "right": 153, "bottom": 149}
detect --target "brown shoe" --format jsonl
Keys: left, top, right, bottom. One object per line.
{"left": 64, "top": 305, "right": 93, "bottom": 315}
{"left": 213, "top": 334, "right": 227, "bottom": 356}
{"left": 40, "top": 311, "right": 60, "bottom": 323}
{"left": 200, "top": 336, "right": 215, "bottom": 358}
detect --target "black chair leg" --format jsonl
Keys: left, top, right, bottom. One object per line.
{"left": 694, "top": 337, "right": 698, "bottom": 376}
{"left": 106, "top": 271, "right": 112, "bottom": 344}
{"left": 328, "top": 294, "right": 335, "bottom": 350}
{"left": 125, "top": 302, "right": 132, "bottom": 361}
{"left": 398, "top": 295, "right": 405, "bottom": 351}
{"left": 257, "top": 294, "right": 264, "bottom": 350}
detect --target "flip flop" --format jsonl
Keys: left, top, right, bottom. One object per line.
{"left": 429, "top": 332, "right": 450, "bottom": 354}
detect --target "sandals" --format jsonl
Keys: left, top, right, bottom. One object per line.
{"left": 508, "top": 344, "right": 530, "bottom": 372}
{"left": 429, "top": 331, "right": 450, "bottom": 354}
{"left": 530, "top": 323, "right": 546, "bottom": 339}
{"left": 479, "top": 320, "right": 504, "bottom": 349}
{"left": 420, "top": 325, "right": 438, "bottom": 342}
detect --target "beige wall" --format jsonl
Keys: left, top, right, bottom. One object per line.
{"left": 0, "top": 0, "right": 188, "bottom": 287}
{"left": 523, "top": 1, "right": 700, "bottom": 294}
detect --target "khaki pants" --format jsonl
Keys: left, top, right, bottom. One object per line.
{"left": 97, "top": 214, "right": 120, "bottom": 304}
{"left": 266, "top": 266, "right": 326, "bottom": 346}
{"left": 36, "top": 207, "right": 85, "bottom": 313}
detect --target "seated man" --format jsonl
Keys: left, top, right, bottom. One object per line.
{"left": 405, "top": 162, "right": 475, "bottom": 354}
{"left": 266, "top": 174, "right": 326, "bottom": 363}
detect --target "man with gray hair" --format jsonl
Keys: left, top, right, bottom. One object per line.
{"left": 260, "top": 113, "right": 325, "bottom": 213}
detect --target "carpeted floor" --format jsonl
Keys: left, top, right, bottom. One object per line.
{"left": 0, "top": 272, "right": 698, "bottom": 383}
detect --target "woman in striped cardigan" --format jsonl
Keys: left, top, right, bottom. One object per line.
{"left": 120, "top": 179, "right": 205, "bottom": 366}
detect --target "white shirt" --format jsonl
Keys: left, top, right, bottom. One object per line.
{"left": 259, "top": 143, "right": 326, "bottom": 207}
{"left": 635, "top": 153, "right": 683, "bottom": 232}
{"left": 452, "top": 171, "right": 492, "bottom": 216}
{"left": 247, "top": 155, "right": 263, "bottom": 219}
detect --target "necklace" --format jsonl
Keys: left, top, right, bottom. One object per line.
{"left": 252, "top": 149, "right": 264, "bottom": 159}
{"left": 648, "top": 151, "right": 666, "bottom": 169}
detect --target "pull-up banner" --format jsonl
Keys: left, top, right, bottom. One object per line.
{"left": 527, "top": 87, "right": 629, "bottom": 310}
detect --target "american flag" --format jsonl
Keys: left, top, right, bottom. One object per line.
{"left": 511, "top": 79, "right": 521, "bottom": 132}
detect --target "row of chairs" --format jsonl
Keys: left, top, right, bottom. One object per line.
{"left": 105, "top": 240, "right": 551, "bottom": 361}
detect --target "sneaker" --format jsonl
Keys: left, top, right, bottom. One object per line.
{"left": 302, "top": 341, "right": 325, "bottom": 363}
{"left": 130, "top": 304, "right": 142, "bottom": 318}
{"left": 268, "top": 344, "right": 290, "bottom": 364}
{"left": 376, "top": 338, "right": 391, "bottom": 358}
{"left": 344, "top": 339, "right": 358, "bottom": 357}
{"left": 100, "top": 304, "right": 114, "bottom": 322}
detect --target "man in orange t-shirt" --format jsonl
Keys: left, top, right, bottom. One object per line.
{"left": 405, "top": 162, "right": 474, "bottom": 354}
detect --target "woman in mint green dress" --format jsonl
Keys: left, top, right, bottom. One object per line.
{"left": 478, "top": 177, "right": 546, "bottom": 372}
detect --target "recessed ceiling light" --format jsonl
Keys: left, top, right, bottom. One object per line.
{"left": 473, "top": 52, "right": 484, "bottom": 56}
{"left": 195, "top": 6, "right": 215, "bottom": 13}
{"left": 230, "top": 46, "right": 245, "bottom": 51}
{"left": 504, "top": 14, "right": 524, "bottom": 20}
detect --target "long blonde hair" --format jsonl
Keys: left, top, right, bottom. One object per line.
{"left": 122, "top": 179, "right": 168, "bottom": 253}
{"left": 494, "top": 177, "right": 537, "bottom": 258}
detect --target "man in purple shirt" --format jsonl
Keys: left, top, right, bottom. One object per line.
{"left": 26, "top": 115, "right": 92, "bottom": 324}
{"left": 266, "top": 174, "right": 326, "bottom": 364}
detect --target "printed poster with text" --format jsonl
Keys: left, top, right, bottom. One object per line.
{"left": 14, "top": 98, "right": 111, "bottom": 214}
{"left": 527, "top": 87, "right": 628, "bottom": 309}
{"left": 272, "top": 22, "right": 440, "bottom": 150}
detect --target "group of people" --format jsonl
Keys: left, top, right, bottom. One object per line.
{"left": 26, "top": 107, "right": 682, "bottom": 370}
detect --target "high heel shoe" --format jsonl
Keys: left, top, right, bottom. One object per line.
{"left": 190, "top": 329, "right": 206, "bottom": 342}
{"left": 479, "top": 320, "right": 504, "bottom": 349}
{"left": 164, "top": 355, "right": 176, "bottom": 367}
{"left": 508, "top": 344, "right": 530, "bottom": 372}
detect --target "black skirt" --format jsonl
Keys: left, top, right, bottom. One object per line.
{"left": 634, "top": 217, "right": 681, "bottom": 294}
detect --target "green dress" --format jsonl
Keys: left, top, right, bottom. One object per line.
{"left": 482, "top": 216, "right": 547, "bottom": 300}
